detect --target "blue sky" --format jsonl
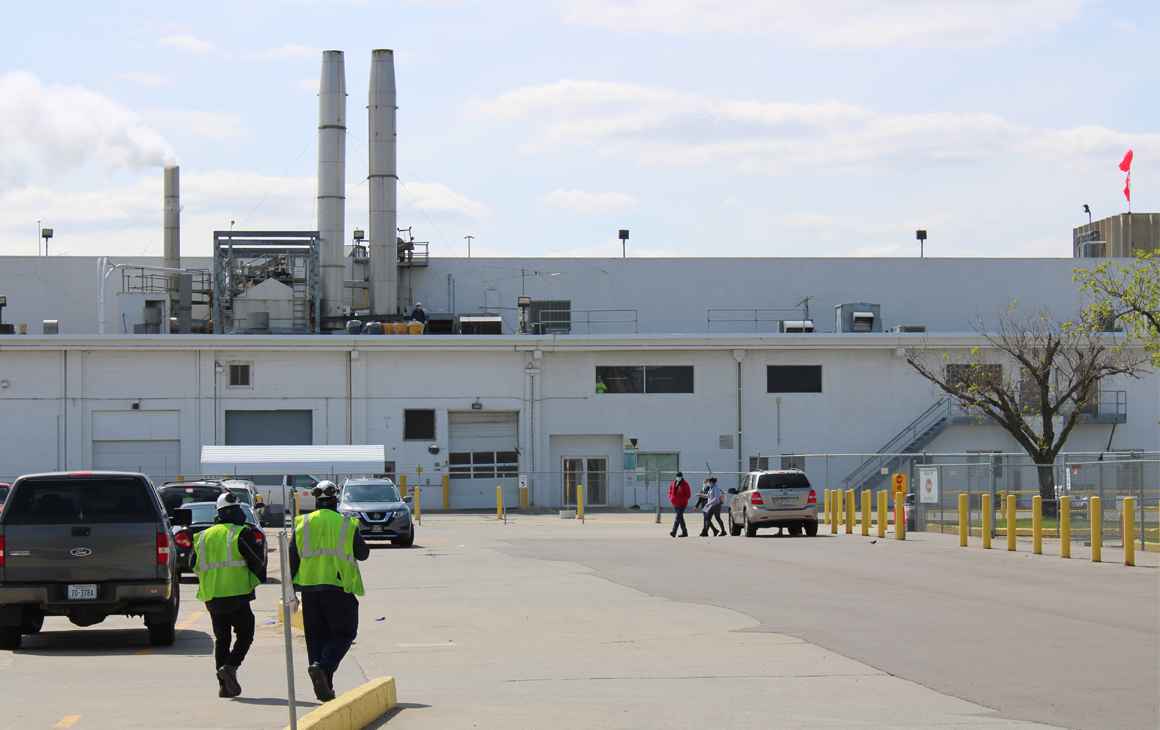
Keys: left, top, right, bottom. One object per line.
{"left": 0, "top": 0, "right": 1155, "bottom": 258}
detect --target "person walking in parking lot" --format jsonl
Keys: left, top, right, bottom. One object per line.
{"left": 192, "top": 492, "right": 268, "bottom": 698}
{"left": 668, "top": 472, "right": 691, "bottom": 537}
{"left": 291, "top": 481, "right": 370, "bottom": 701}
{"left": 699, "top": 477, "right": 726, "bottom": 537}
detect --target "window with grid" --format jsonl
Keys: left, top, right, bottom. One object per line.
{"left": 748, "top": 456, "right": 770, "bottom": 471}
{"left": 449, "top": 451, "right": 519, "bottom": 480}
{"left": 780, "top": 455, "right": 805, "bottom": 471}
{"left": 228, "top": 363, "right": 252, "bottom": 387}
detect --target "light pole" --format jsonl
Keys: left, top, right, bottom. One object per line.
{"left": 41, "top": 226, "right": 54, "bottom": 257}
{"left": 465, "top": 234, "right": 474, "bottom": 258}
{"left": 915, "top": 229, "right": 927, "bottom": 259}
{"left": 619, "top": 229, "right": 629, "bottom": 258}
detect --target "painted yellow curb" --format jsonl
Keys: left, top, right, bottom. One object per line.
{"left": 288, "top": 676, "right": 398, "bottom": 730}
{"left": 276, "top": 602, "right": 304, "bottom": 631}
{"left": 1145, "top": 542, "right": 1160, "bottom": 554}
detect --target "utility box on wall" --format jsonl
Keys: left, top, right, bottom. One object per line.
{"left": 835, "top": 303, "right": 882, "bottom": 333}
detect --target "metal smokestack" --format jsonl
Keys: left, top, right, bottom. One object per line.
{"left": 318, "top": 50, "right": 347, "bottom": 319}
{"left": 369, "top": 49, "right": 398, "bottom": 316}
{"left": 163, "top": 165, "right": 180, "bottom": 271}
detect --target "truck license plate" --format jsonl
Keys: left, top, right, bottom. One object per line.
{"left": 771, "top": 497, "right": 799, "bottom": 508}
{"left": 68, "top": 584, "right": 98, "bottom": 600}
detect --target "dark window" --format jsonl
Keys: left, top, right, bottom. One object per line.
{"left": 472, "top": 451, "right": 496, "bottom": 479}
{"left": 449, "top": 452, "right": 472, "bottom": 480}
{"left": 5, "top": 476, "right": 158, "bottom": 525}
{"left": 644, "top": 366, "right": 694, "bottom": 394}
{"left": 404, "top": 409, "right": 436, "bottom": 440}
{"left": 375, "top": 461, "right": 397, "bottom": 482}
{"left": 228, "top": 363, "right": 251, "bottom": 387}
{"left": 748, "top": 456, "right": 770, "bottom": 471}
{"left": 496, "top": 451, "right": 519, "bottom": 478}
{"left": 780, "top": 455, "right": 805, "bottom": 471}
{"left": 597, "top": 366, "right": 644, "bottom": 394}
{"left": 767, "top": 365, "right": 822, "bottom": 393}
{"left": 159, "top": 485, "right": 225, "bottom": 513}
{"left": 757, "top": 472, "right": 811, "bottom": 489}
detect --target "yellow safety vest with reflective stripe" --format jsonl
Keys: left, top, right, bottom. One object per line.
{"left": 293, "top": 510, "right": 365, "bottom": 596}
{"left": 194, "top": 524, "right": 260, "bottom": 601}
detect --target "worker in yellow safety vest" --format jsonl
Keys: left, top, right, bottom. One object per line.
{"left": 291, "top": 481, "right": 369, "bottom": 701}
{"left": 192, "top": 492, "right": 267, "bottom": 698}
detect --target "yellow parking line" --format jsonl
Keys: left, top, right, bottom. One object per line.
{"left": 177, "top": 610, "right": 205, "bottom": 631}
{"left": 54, "top": 716, "right": 81, "bottom": 728}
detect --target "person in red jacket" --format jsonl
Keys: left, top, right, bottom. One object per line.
{"left": 668, "top": 472, "right": 692, "bottom": 537}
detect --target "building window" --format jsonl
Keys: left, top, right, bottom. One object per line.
{"left": 767, "top": 365, "right": 822, "bottom": 393}
{"left": 404, "top": 409, "right": 435, "bottom": 440}
{"left": 748, "top": 456, "right": 770, "bottom": 472}
{"left": 228, "top": 363, "right": 252, "bottom": 388}
{"left": 780, "top": 455, "right": 805, "bottom": 471}
{"left": 375, "top": 461, "right": 397, "bottom": 482}
{"left": 449, "top": 451, "right": 519, "bottom": 480}
{"left": 596, "top": 366, "right": 694, "bottom": 394}
{"left": 449, "top": 452, "right": 472, "bottom": 480}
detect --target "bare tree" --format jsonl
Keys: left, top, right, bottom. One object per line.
{"left": 906, "top": 308, "right": 1147, "bottom": 514}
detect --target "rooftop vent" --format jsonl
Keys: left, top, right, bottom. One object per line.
{"left": 779, "top": 319, "right": 815, "bottom": 333}
{"left": 890, "top": 324, "right": 927, "bottom": 333}
{"left": 835, "top": 303, "right": 882, "bottom": 333}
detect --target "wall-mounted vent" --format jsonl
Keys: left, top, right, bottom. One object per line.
{"left": 228, "top": 363, "right": 252, "bottom": 387}
{"left": 779, "top": 319, "right": 815, "bottom": 333}
{"left": 890, "top": 324, "right": 927, "bottom": 333}
{"left": 835, "top": 303, "right": 882, "bottom": 333}
{"left": 719, "top": 434, "right": 734, "bottom": 450}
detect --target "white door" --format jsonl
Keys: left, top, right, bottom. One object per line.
{"left": 448, "top": 412, "right": 519, "bottom": 509}
{"left": 92, "top": 440, "right": 181, "bottom": 484}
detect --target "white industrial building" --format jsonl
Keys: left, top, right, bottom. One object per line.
{"left": 0, "top": 48, "right": 1155, "bottom": 508}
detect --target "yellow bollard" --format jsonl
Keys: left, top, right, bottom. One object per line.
{"left": 1006, "top": 494, "right": 1017, "bottom": 551}
{"left": 959, "top": 493, "right": 969, "bottom": 547}
{"left": 413, "top": 485, "right": 421, "bottom": 525}
{"left": 1032, "top": 496, "right": 1042, "bottom": 555}
{"left": 861, "top": 489, "right": 871, "bottom": 537}
{"left": 830, "top": 489, "right": 839, "bottom": 534}
{"left": 1059, "top": 496, "right": 1070, "bottom": 559}
{"left": 824, "top": 490, "right": 831, "bottom": 523}
{"left": 894, "top": 494, "right": 905, "bottom": 540}
{"left": 877, "top": 490, "right": 887, "bottom": 539}
{"left": 1090, "top": 496, "right": 1102, "bottom": 562}
{"left": 577, "top": 484, "right": 585, "bottom": 523}
{"left": 981, "top": 494, "right": 992, "bottom": 549}
{"left": 1123, "top": 496, "right": 1136, "bottom": 567}
{"left": 399, "top": 474, "right": 408, "bottom": 501}
{"left": 496, "top": 484, "right": 504, "bottom": 520}
{"left": 442, "top": 474, "right": 450, "bottom": 510}
{"left": 845, "top": 490, "right": 854, "bottom": 534}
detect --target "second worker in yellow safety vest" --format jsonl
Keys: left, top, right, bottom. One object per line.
{"left": 291, "top": 481, "right": 369, "bottom": 702}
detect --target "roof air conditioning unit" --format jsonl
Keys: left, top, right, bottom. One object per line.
{"left": 779, "top": 319, "right": 815, "bottom": 333}
{"left": 835, "top": 303, "right": 882, "bottom": 333}
{"left": 891, "top": 324, "right": 927, "bottom": 333}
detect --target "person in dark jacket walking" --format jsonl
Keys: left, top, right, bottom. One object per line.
{"left": 191, "top": 492, "right": 268, "bottom": 698}
{"left": 668, "top": 472, "right": 692, "bottom": 537}
{"left": 290, "top": 482, "right": 370, "bottom": 701}
{"left": 699, "top": 477, "right": 726, "bottom": 537}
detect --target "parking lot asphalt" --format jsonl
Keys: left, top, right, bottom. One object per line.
{"left": 1, "top": 515, "right": 1154, "bottom": 729}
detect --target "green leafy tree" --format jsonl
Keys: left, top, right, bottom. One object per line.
{"left": 1075, "top": 250, "right": 1160, "bottom": 366}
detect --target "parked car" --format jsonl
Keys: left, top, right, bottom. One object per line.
{"left": 0, "top": 471, "right": 180, "bottom": 650}
{"left": 170, "top": 501, "right": 263, "bottom": 574}
{"left": 339, "top": 478, "right": 415, "bottom": 547}
{"left": 728, "top": 469, "right": 818, "bottom": 537}
{"left": 244, "top": 474, "right": 322, "bottom": 526}
{"left": 0, "top": 483, "right": 9, "bottom": 512}
{"left": 157, "top": 481, "right": 227, "bottom": 518}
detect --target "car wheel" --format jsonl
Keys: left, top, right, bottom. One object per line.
{"left": 146, "top": 576, "right": 180, "bottom": 646}
{"left": 0, "top": 626, "right": 21, "bottom": 650}
{"left": 20, "top": 612, "right": 44, "bottom": 635}
{"left": 394, "top": 526, "right": 415, "bottom": 548}
{"left": 788, "top": 524, "right": 803, "bottom": 537}
{"left": 729, "top": 512, "right": 742, "bottom": 537}
{"left": 744, "top": 512, "right": 758, "bottom": 538}
{"left": 804, "top": 521, "right": 819, "bottom": 537}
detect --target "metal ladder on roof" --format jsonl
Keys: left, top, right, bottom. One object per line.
{"left": 842, "top": 397, "right": 953, "bottom": 491}
{"left": 290, "top": 260, "right": 309, "bottom": 333}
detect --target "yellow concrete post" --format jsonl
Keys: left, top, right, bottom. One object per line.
{"left": 577, "top": 484, "right": 585, "bottom": 523}
{"left": 1006, "top": 494, "right": 1017, "bottom": 551}
{"left": 894, "top": 494, "right": 905, "bottom": 540}
{"left": 1059, "top": 496, "right": 1070, "bottom": 559}
{"left": 399, "top": 474, "right": 408, "bottom": 501}
{"left": 861, "top": 489, "right": 871, "bottom": 537}
{"left": 849, "top": 489, "right": 858, "bottom": 536}
{"left": 1123, "top": 496, "right": 1136, "bottom": 567}
{"left": 823, "top": 490, "right": 831, "bottom": 523}
{"left": 1090, "top": 496, "right": 1102, "bottom": 563}
{"left": 442, "top": 474, "right": 450, "bottom": 510}
{"left": 830, "top": 490, "right": 839, "bottom": 534}
{"left": 413, "top": 485, "right": 421, "bottom": 525}
{"left": 877, "top": 490, "right": 887, "bottom": 538}
{"left": 496, "top": 484, "right": 504, "bottom": 520}
{"left": 981, "top": 494, "right": 992, "bottom": 549}
{"left": 958, "top": 493, "right": 969, "bottom": 547}
{"left": 1032, "top": 496, "right": 1043, "bottom": 555}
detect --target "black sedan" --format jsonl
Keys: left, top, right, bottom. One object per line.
{"left": 170, "top": 501, "right": 263, "bottom": 574}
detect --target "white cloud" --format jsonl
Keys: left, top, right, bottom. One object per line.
{"left": 471, "top": 79, "right": 1158, "bottom": 175}
{"left": 401, "top": 181, "right": 490, "bottom": 219}
{"left": 0, "top": 72, "right": 173, "bottom": 192}
{"left": 159, "top": 34, "right": 217, "bottom": 55}
{"left": 118, "top": 71, "right": 170, "bottom": 87}
{"left": 542, "top": 189, "right": 637, "bottom": 215}
{"left": 560, "top": 0, "right": 1083, "bottom": 48}
{"left": 144, "top": 110, "right": 247, "bottom": 141}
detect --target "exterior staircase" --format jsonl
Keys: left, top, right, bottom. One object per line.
{"left": 843, "top": 398, "right": 955, "bottom": 491}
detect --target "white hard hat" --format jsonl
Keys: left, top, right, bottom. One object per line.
{"left": 216, "top": 492, "right": 239, "bottom": 511}
{"left": 312, "top": 480, "right": 338, "bottom": 498}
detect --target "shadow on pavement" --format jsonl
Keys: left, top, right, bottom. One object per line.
{"left": 368, "top": 543, "right": 420, "bottom": 550}
{"left": 16, "top": 628, "right": 213, "bottom": 656}
{"left": 367, "top": 702, "right": 432, "bottom": 728}
{"left": 231, "top": 697, "right": 321, "bottom": 708}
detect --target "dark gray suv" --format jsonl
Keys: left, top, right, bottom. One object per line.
{"left": 0, "top": 472, "right": 180, "bottom": 650}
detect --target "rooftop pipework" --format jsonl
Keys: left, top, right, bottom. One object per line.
{"left": 318, "top": 50, "right": 347, "bottom": 319}
{"left": 368, "top": 49, "right": 399, "bottom": 316}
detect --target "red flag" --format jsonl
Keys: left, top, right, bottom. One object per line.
{"left": 1124, "top": 172, "right": 1131, "bottom": 203}
{"left": 1119, "top": 148, "right": 1133, "bottom": 172}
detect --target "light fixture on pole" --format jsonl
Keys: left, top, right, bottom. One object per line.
{"left": 465, "top": 234, "right": 474, "bottom": 258}
{"left": 618, "top": 229, "right": 629, "bottom": 258}
{"left": 915, "top": 229, "right": 927, "bottom": 259}
{"left": 1082, "top": 204, "right": 1092, "bottom": 224}
{"left": 41, "top": 227, "right": 54, "bottom": 257}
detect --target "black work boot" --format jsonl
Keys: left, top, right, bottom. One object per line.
{"left": 308, "top": 663, "right": 336, "bottom": 701}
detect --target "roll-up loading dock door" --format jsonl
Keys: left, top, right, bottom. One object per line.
{"left": 447, "top": 411, "right": 519, "bottom": 509}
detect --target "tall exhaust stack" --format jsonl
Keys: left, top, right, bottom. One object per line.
{"left": 318, "top": 50, "right": 347, "bottom": 319}
{"left": 163, "top": 165, "right": 180, "bottom": 271}
{"left": 369, "top": 49, "right": 398, "bottom": 316}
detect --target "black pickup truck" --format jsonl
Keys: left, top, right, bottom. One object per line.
{"left": 0, "top": 472, "right": 180, "bottom": 650}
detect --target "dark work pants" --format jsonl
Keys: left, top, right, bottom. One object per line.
{"left": 301, "top": 590, "right": 360, "bottom": 677}
{"left": 701, "top": 505, "right": 725, "bottom": 535}
{"left": 670, "top": 507, "right": 688, "bottom": 536}
{"left": 209, "top": 604, "right": 255, "bottom": 669}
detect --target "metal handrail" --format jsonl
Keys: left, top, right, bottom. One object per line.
{"left": 706, "top": 308, "right": 805, "bottom": 331}
{"left": 535, "top": 308, "right": 638, "bottom": 334}
{"left": 843, "top": 398, "right": 951, "bottom": 487}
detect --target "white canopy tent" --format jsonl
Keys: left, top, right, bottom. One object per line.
{"left": 200, "top": 444, "right": 386, "bottom": 476}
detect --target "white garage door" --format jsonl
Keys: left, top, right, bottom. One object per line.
{"left": 448, "top": 412, "right": 519, "bottom": 509}
{"left": 93, "top": 440, "right": 182, "bottom": 484}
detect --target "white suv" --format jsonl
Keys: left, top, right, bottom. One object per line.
{"left": 728, "top": 470, "right": 818, "bottom": 537}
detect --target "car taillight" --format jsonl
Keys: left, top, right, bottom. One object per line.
{"left": 0, "top": 535, "right": 6, "bottom": 568}
{"left": 252, "top": 530, "right": 264, "bottom": 544}
{"left": 156, "top": 531, "right": 170, "bottom": 565}
{"left": 173, "top": 530, "right": 192, "bottom": 550}
{"left": 750, "top": 492, "right": 765, "bottom": 506}
{"left": 807, "top": 490, "right": 817, "bottom": 505}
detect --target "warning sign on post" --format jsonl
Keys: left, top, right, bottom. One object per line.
{"left": 892, "top": 473, "right": 908, "bottom": 494}
{"left": 918, "top": 466, "right": 939, "bottom": 504}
